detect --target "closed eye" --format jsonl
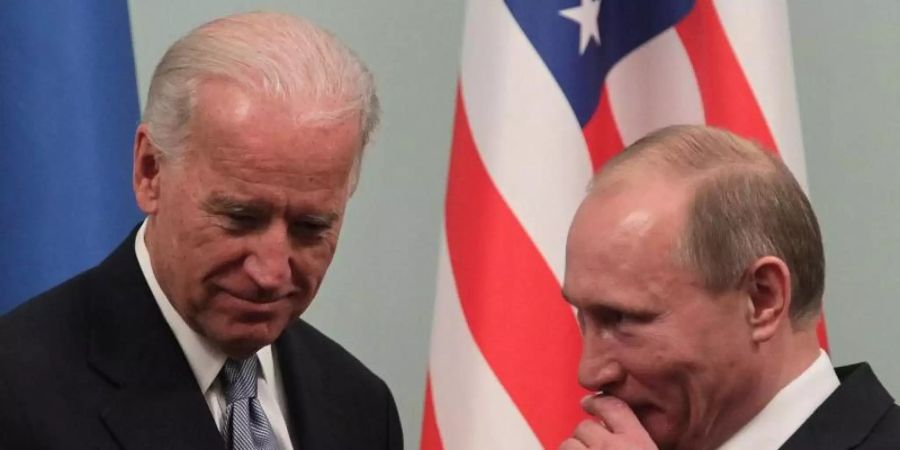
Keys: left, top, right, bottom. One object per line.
{"left": 585, "top": 305, "right": 657, "bottom": 329}
{"left": 224, "top": 211, "right": 264, "bottom": 230}
{"left": 290, "top": 216, "right": 334, "bottom": 239}
{"left": 204, "top": 194, "right": 270, "bottom": 233}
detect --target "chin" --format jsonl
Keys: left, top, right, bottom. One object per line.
{"left": 212, "top": 318, "right": 288, "bottom": 359}
{"left": 197, "top": 299, "right": 300, "bottom": 356}
{"left": 220, "top": 333, "right": 277, "bottom": 359}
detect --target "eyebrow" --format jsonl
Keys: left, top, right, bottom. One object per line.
{"left": 203, "top": 193, "right": 341, "bottom": 226}
{"left": 561, "top": 289, "right": 659, "bottom": 317}
{"left": 296, "top": 212, "right": 340, "bottom": 228}
{"left": 203, "top": 194, "right": 272, "bottom": 215}
{"left": 309, "top": 212, "right": 340, "bottom": 223}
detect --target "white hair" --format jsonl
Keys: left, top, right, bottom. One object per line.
{"left": 143, "top": 11, "right": 379, "bottom": 177}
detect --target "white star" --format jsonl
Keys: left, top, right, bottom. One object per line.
{"left": 559, "top": 0, "right": 602, "bottom": 55}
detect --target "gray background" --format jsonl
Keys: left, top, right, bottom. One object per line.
{"left": 128, "top": 1, "right": 900, "bottom": 448}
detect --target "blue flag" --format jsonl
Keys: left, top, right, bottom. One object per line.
{"left": 0, "top": 1, "right": 142, "bottom": 312}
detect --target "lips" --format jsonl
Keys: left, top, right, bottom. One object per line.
{"left": 208, "top": 290, "right": 285, "bottom": 316}
{"left": 631, "top": 403, "right": 659, "bottom": 418}
{"left": 214, "top": 282, "right": 299, "bottom": 304}
{"left": 614, "top": 397, "right": 661, "bottom": 422}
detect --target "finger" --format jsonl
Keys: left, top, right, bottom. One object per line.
{"left": 580, "top": 393, "right": 609, "bottom": 428}
{"left": 581, "top": 395, "right": 646, "bottom": 436}
{"left": 558, "top": 437, "right": 587, "bottom": 450}
{"left": 572, "top": 417, "right": 612, "bottom": 445}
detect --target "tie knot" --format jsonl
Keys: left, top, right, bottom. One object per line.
{"left": 221, "top": 357, "right": 260, "bottom": 404}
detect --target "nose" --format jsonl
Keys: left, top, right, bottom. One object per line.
{"left": 577, "top": 331, "right": 625, "bottom": 392}
{"left": 243, "top": 226, "right": 293, "bottom": 293}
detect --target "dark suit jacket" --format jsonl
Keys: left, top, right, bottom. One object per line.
{"left": 0, "top": 232, "right": 403, "bottom": 450}
{"left": 781, "top": 363, "right": 900, "bottom": 450}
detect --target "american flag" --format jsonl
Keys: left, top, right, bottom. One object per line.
{"left": 421, "top": 1, "right": 825, "bottom": 448}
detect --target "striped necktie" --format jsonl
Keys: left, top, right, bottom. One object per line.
{"left": 221, "top": 357, "right": 278, "bottom": 450}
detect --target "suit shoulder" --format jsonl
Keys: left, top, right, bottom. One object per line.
{"left": 0, "top": 270, "right": 96, "bottom": 448}
{"left": 0, "top": 270, "right": 94, "bottom": 351}
{"left": 282, "top": 319, "right": 389, "bottom": 390}
{"left": 278, "top": 319, "right": 403, "bottom": 448}
{"left": 290, "top": 320, "right": 383, "bottom": 375}
{"left": 859, "top": 403, "right": 900, "bottom": 448}
{"left": 832, "top": 362, "right": 900, "bottom": 449}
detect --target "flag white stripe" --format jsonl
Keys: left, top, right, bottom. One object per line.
{"left": 606, "top": 28, "right": 706, "bottom": 146}
{"left": 460, "top": 0, "right": 593, "bottom": 284}
{"left": 429, "top": 236, "right": 543, "bottom": 450}
{"left": 714, "top": 0, "right": 809, "bottom": 188}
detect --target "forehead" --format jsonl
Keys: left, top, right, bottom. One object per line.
{"left": 570, "top": 177, "right": 692, "bottom": 250}
{"left": 190, "top": 78, "right": 361, "bottom": 144}
{"left": 564, "top": 178, "right": 694, "bottom": 299}
{"left": 165, "top": 80, "right": 362, "bottom": 211}
{"left": 186, "top": 80, "right": 361, "bottom": 168}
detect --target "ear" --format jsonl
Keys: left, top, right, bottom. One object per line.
{"left": 133, "top": 123, "right": 163, "bottom": 215}
{"left": 744, "top": 256, "right": 792, "bottom": 343}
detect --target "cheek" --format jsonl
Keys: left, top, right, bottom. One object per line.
{"left": 624, "top": 349, "right": 690, "bottom": 397}
{"left": 291, "top": 241, "right": 338, "bottom": 283}
{"left": 614, "top": 347, "right": 698, "bottom": 446}
{"left": 178, "top": 235, "right": 251, "bottom": 302}
{"left": 284, "top": 295, "right": 314, "bottom": 319}
{"left": 642, "top": 346, "right": 733, "bottom": 439}
{"left": 617, "top": 333, "right": 701, "bottom": 410}
{"left": 281, "top": 245, "right": 341, "bottom": 317}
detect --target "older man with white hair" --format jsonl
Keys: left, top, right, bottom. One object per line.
{"left": 0, "top": 12, "right": 401, "bottom": 450}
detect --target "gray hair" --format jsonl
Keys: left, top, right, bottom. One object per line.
{"left": 142, "top": 12, "right": 379, "bottom": 186}
{"left": 594, "top": 125, "right": 825, "bottom": 324}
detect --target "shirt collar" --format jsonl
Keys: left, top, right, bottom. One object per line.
{"left": 135, "top": 219, "right": 275, "bottom": 392}
{"left": 716, "top": 349, "right": 840, "bottom": 450}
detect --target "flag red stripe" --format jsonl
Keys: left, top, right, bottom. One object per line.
{"left": 582, "top": 85, "right": 625, "bottom": 172}
{"left": 675, "top": 0, "right": 778, "bottom": 152}
{"left": 817, "top": 316, "right": 829, "bottom": 353}
{"left": 419, "top": 375, "right": 444, "bottom": 450}
{"left": 445, "top": 86, "right": 586, "bottom": 448}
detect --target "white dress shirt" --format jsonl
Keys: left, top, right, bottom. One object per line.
{"left": 135, "top": 221, "right": 295, "bottom": 450}
{"left": 716, "top": 350, "right": 840, "bottom": 450}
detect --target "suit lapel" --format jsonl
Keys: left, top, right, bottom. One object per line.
{"left": 276, "top": 322, "right": 344, "bottom": 450}
{"left": 780, "top": 363, "right": 895, "bottom": 450}
{"left": 86, "top": 231, "right": 224, "bottom": 450}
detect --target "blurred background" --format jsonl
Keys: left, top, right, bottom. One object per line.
{"left": 131, "top": 1, "right": 900, "bottom": 448}
{"left": 5, "top": 1, "right": 898, "bottom": 448}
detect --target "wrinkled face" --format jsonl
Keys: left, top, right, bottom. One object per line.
{"left": 563, "top": 179, "right": 759, "bottom": 450}
{"left": 136, "top": 79, "right": 361, "bottom": 358}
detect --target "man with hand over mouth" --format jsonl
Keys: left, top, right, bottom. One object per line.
{"left": 560, "top": 125, "right": 899, "bottom": 450}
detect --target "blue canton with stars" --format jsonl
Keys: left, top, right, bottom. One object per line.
{"left": 504, "top": 0, "right": 695, "bottom": 126}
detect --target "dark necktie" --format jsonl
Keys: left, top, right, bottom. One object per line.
{"left": 221, "top": 357, "right": 278, "bottom": 450}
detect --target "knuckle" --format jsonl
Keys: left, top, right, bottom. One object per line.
{"left": 574, "top": 418, "right": 596, "bottom": 435}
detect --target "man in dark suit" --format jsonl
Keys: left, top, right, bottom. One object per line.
{"left": 0, "top": 12, "right": 401, "bottom": 450}
{"left": 558, "top": 125, "right": 900, "bottom": 450}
